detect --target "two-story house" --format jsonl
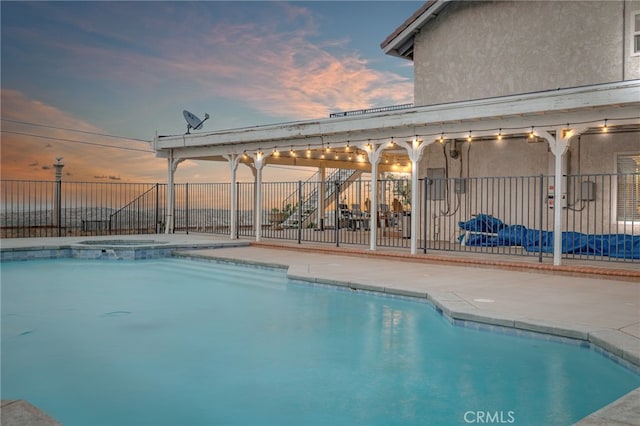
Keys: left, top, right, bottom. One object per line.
{"left": 152, "top": 1, "right": 640, "bottom": 264}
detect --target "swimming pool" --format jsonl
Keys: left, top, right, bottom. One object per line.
{"left": 2, "top": 258, "right": 638, "bottom": 426}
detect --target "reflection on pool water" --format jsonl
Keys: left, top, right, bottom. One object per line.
{"left": 2, "top": 258, "right": 638, "bottom": 426}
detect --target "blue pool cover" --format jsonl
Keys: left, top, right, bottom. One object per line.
{"left": 459, "top": 214, "right": 640, "bottom": 259}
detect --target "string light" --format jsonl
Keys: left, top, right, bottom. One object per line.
{"left": 241, "top": 116, "right": 634, "bottom": 164}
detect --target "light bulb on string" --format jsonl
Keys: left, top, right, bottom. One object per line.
{"left": 602, "top": 119, "right": 608, "bottom": 132}
{"left": 497, "top": 129, "right": 503, "bottom": 141}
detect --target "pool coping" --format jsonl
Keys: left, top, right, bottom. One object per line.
{"left": 0, "top": 237, "right": 250, "bottom": 261}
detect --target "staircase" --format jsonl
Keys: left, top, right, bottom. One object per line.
{"left": 281, "top": 168, "right": 362, "bottom": 228}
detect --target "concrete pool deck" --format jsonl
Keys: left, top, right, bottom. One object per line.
{"left": 1, "top": 234, "right": 638, "bottom": 425}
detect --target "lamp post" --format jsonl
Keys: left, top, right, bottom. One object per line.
{"left": 53, "top": 157, "right": 64, "bottom": 236}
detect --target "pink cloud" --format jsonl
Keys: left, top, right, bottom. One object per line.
{"left": 35, "top": 3, "right": 412, "bottom": 120}
{"left": 1, "top": 89, "right": 165, "bottom": 182}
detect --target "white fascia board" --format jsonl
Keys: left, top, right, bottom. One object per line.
{"left": 381, "top": 0, "right": 452, "bottom": 58}
{"left": 153, "top": 80, "right": 640, "bottom": 152}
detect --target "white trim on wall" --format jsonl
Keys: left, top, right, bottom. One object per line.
{"left": 632, "top": 10, "right": 640, "bottom": 56}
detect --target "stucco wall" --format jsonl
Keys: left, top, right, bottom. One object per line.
{"left": 415, "top": 131, "right": 639, "bottom": 239}
{"left": 413, "top": 1, "right": 628, "bottom": 106}
{"left": 417, "top": 131, "right": 638, "bottom": 179}
{"left": 625, "top": 0, "right": 640, "bottom": 79}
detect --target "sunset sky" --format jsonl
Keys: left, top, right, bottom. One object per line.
{"left": 1, "top": 1, "right": 419, "bottom": 183}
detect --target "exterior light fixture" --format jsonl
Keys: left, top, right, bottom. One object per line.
{"left": 439, "top": 133, "right": 445, "bottom": 144}
{"left": 467, "top": 131, "right": 472, "bottom": 142}
{"left": 497, "top": 129, "right": 503, "bottom": 141}
{"left": 603, "top": 119, "right": 608, "bottom": 132}
{"left": 529, "top": 127, "right": 535, "bottom": 139}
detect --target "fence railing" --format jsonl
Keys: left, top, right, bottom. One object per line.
{"left": 2, "top": 174, "right": 637, "bottom": 262}
{"left": 1, "top": 180, "right": 165, "bottom": 238}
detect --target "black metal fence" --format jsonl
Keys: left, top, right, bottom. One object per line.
{"left": 1, "top": 180, "right": 165, "bottom": 238}
{"left": 2, "top": 174, "right": 638, "bottom": 262}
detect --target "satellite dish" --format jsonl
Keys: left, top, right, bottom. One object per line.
{"left": 183, "top": 110, "right": 210, "bottom": 134}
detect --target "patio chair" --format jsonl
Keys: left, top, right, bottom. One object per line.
{"left": 338, "top": 203, "right": 351, "bottom": 228}
{"left": 349, "top": 204, "right": 370, "bottom": 231}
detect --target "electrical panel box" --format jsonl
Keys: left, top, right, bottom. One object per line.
{"left": 580, "top": 181, "right": 596, "bottom": 201}
{"left": 425, "top": 168, "right": 445, "bottom": 200}
{"left": 454, "top": 178, "right": 466, "bottom": 194}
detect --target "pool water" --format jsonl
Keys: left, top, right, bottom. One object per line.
{"left": 1, "top": 258, "right": 638, "bottom": 426}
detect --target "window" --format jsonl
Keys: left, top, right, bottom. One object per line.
{"left": 617, "top": 154, "right": 640, "bottom": 221}
{"left": 634, "top": 11, "right": 640, "bottom": 55}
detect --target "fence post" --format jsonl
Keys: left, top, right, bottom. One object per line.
{"left": 422, "top": 178, "right": 428, "bottom": 254}
{"left": 53, "top": 158, "right": 64, "bottom": 237}
{"left": 185, "top": 183, "right": 189, "bottom": 235}
{"left": 235, "top": 181, "right": 240, "bottom": 239}
{"left": 334, "top": 180, "right": 340, "bottom": 247}
{"left": 297, "top": 180, "right": 302, "bottom": 244}
{"left": 538, "top": 174, "right": 544, "bottom": 263}
{"left": 155, "top": 184, "right": 160, "bottom": 233}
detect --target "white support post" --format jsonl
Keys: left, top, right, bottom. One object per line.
{"left": 399, "top": 138, "right": 433, "bottom": 254}
{"left": 537, "top": 126, "right": 586, "bottom": 265}
{"left": 165, "top": 150, "right": 183, "bottom": 234}
{"left": 224, "top": 154, "right": 242, "bottom": 239}
{"left": 362, "top": 142, "right": 386, "bottom": 251}
{"left": 252, "top": 151, "right": 266, "bottom": 242}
